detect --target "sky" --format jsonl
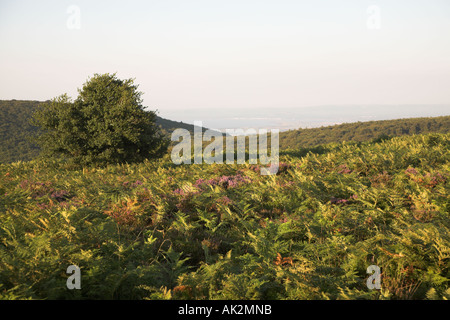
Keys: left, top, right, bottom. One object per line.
{"left": 1, "top": 0, "right": 450, "bottom": 114}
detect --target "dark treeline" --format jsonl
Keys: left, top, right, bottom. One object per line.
{"left": 0, "top": 100, "right": 42, "bottom": 163}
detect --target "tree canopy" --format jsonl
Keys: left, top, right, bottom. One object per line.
{"left": 31, "top": 73, "right": 169, "bottom": 166}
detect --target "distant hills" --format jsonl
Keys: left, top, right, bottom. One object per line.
{"left": 157, "top": 104, "right": 450, "bottom": 131}
{"left": 0, "top": 100, "right": 449, "bottom": 163}
{"left": 279, "top": 115, "right": 450, "bottom": 150}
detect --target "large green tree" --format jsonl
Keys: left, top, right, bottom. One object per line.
{"left": 32, "top": 73, "right": 169, "bottom": 165}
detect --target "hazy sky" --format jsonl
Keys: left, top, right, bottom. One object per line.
{"left": 1, "top": 0, "right": 450, "bottom": 111}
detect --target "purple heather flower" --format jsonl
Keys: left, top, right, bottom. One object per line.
{"left": 131, "top": 180, "right": 143, "bottom": 188}
{"left": 337, "top": 164, "right": 352, "bottom": 174}
{"left": 174, "top": 188, "right": 185, "bottom": 196}
{"left": 330, "top": 197, "right": 349, "bottom": 205}
{"left": 50, "top": 190, "right": 71, "bottom": 202}
{"left": 218, "top": 196, "right": 232, "bottom": 205}
{"left": 405, "top": 167, "right": 418, "bottom": 175}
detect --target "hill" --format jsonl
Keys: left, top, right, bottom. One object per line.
{"left": 279, "top": 116, "right": 450, "bottom": 150}
{"left": 0, "top": 100, "right": 213, "bottom": 163}
{"left": 1, "top": 132, "right": 449, "bottom": 299}
{"left": 1, "top": 100, "right": 449, "bottom": 163}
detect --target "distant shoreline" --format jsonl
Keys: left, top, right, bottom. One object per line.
{"left": 157, "top": 104, "right": 450, "bottom": 132}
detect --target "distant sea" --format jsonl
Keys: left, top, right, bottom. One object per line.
{"left": 157, "top": 104, "right": 450, "bottom": 132}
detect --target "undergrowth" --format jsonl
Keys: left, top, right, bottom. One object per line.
{"left": 0, "top": 133, "right": 449, "bottom": 300}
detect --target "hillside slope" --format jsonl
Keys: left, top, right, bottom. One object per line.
{"left": 0, "top": 100, "right": 211, "bottom": 163}
{"left": 279, "top": 116, "right": 450, "bottom": 149}
{"left": 0, "top": 132, "right": 448, "bottom": 299}
{"left": 1, "top": 100, "right": 449, "bottom": 163}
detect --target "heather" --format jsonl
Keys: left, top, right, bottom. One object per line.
{"left": 0, "top": 133, "right": 449, "bottom": 300}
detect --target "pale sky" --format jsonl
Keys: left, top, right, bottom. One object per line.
{"left": 1, "top": 0, "right": 450, "bottom": 111}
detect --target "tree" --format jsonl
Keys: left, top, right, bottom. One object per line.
{"left": 31, "top": 73, "right": 169, "bottom": 165}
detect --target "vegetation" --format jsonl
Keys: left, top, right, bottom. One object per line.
{"left": 0, "top": 100, "right": 211, "bottom": 164}
{"left": 0, "top": 100, "right": 41, "bottom": 163}
{"left": 1, "top": 133, "right": 449, "bottom": 300}
{"left": 30, "top": 74, "right": 169, "bottom": 166}
{"left": 1, "top": 97, "right": 448, "bottom": 164}
{"left": 279, "top": 116, "right": 450, "bottom": 149}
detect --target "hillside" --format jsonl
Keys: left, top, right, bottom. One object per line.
{"left": 1, "top": 100, "right": 449, "bottom": 164}
{"left": 1, "top": 132, "right": 449, "bottom": 299}
{"left": 0, "top": 100, "right": 212, "bottom": 163}
{"left": 279, "top": 116, "right": 450, "bottom": 150}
